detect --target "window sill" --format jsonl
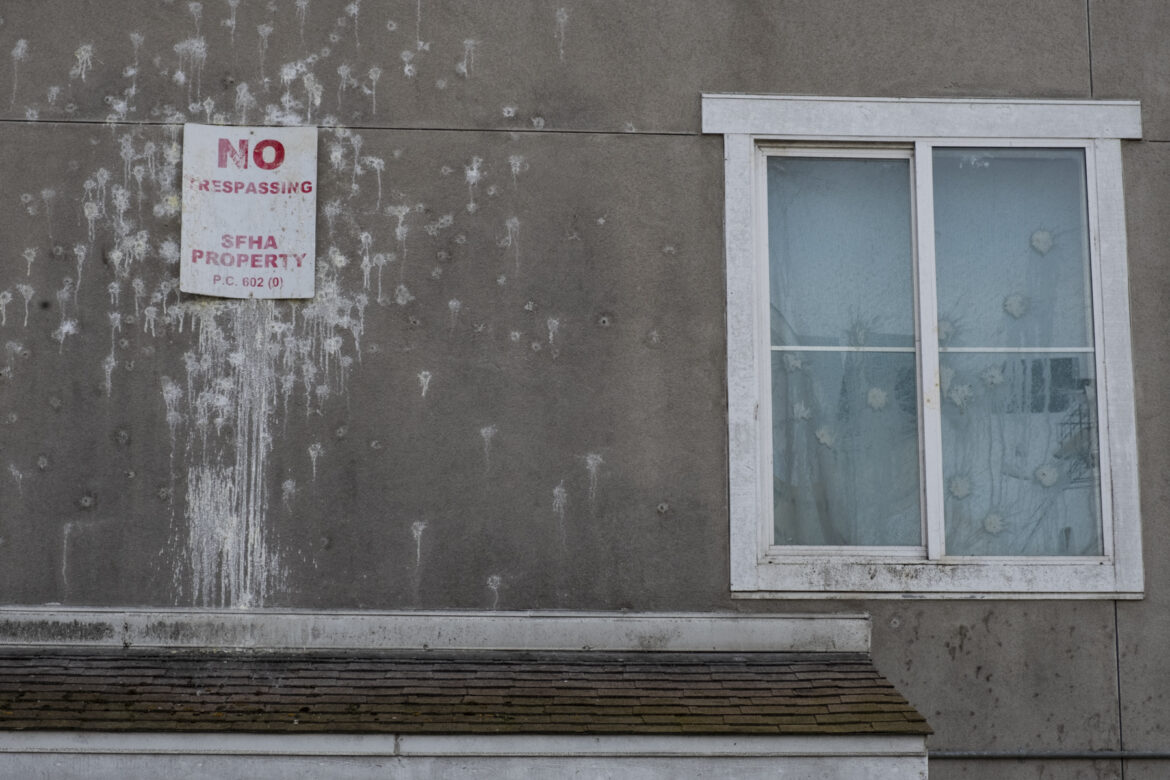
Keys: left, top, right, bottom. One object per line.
{"left": 732, "top": 556, "right": 1143, "bottom": 599}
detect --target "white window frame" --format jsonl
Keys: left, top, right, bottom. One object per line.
{"left": 703, "top": 95, "right": 1144, "bottom": 598}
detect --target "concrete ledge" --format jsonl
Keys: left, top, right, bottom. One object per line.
{"left": 0, "top": 733, "right": 928, "bottom": 780}
{"left": 0, "top": 733, "right": 925, "bottom": 758}
{"left": 0, "top": 609, "right": 869, "bottom": 653}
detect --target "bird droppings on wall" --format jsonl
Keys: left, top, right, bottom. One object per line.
{"left": 584, "top": 452, "right": 603, "bottom": 509}
{"left": 0, "top": 0, "right": 725, "bottom": 612}
{"left": 479, "top": 424, "right": 497, "bottom": 471}
{"left": 552, "top": 480, "right": 568, "bottom": 546}
{"left": 555, "top": 8, "right": 569, "bottom": 63}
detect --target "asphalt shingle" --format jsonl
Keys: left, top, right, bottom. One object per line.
{"left": 0, "top": 649, "right": 930, "bottom": 736}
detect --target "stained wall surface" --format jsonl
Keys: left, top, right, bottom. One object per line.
{"left": 0, "top": 0, "right": 1165, "bottom": 775}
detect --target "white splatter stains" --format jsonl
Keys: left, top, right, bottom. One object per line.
{"left": 0, "top": 16, "right": 639, "bottom": 609}
{"left": 52, "top": 320, "right": 77, "bottom": 352}
{"left": 346, "top": 1, "right": 362, "bottom": 48}
{"left": 584, "top": 453, "right": 603, "bottom": 506}
{"left": 296, "top": 0, "right": 310, "bottom": 41}
{"left": 257, "top": 24, "right": 273, "bottom": 82}
{"left": 480, "top": 424, "right": 497, "bottom": 469}
{"left": 411, "top": 520, "right": 426, "bottom": 565}
{"left": 372, "top": 253, "right": 389, "bottom": 301}
{"left": 163, "top": 284, "right": 363, "bottom": 606}
{"left": 1034, "top": 463, "right": 1060, "bottom": 488}
{"left": 414, "top": 0, "right": 426, "bottom": 49}
{"left": 1003, "top": 293, "right": 1028, "bottom": 319}
{"left": 72, "top": 244, "right": 88, "bottom": 299}
{"left": 456, "top": 39, "right": 476, "bottom": 77}
{"left": 71, "top": 44, "right": 94, "bottom": 82}
{"left": 508, "top": 155, "right": 527, "bottom": 185}
{"left": 83, "top": 202, "right": 100, "bottom": 242}
{"left": 1030, "top": 229, "right": 1054, "bottom": 256}
{"left": 464, "top": 157, "right": 483, "bottom": 213}
{"left": 400, "top": 49, "right": 416, "bottom": 78}
{"left": 187, "top": 2, "right": 203, "bottom": 34}
{"left": 161, "top": 377, "right": 183, "bottom": 442}
{"left": 308, "top": 442, "right": 323, "bottom": 479}
{"left": 102, "top": 354, "right": 117, "bottom": 396}
{"left": 281, "top": 478, "right": 296, "bottom": 510}
{"left": 386, "top": 204, "right": 411, "bottom": 268}
{"left": 4, "top": 342, "right": 23, "bottom": 379}
{"left": 365, "top": 67, "right": 381, "bottom": 114}
{"left": 235, "top": 83, "right": 256, "bottom": 124}
{"left": 8, "top": 464, "right": 23, "bottom": 495}
{"left": 16, "top": 285, "right": 33, "bottom": 327}
{"left": 981, "top": 364, "right": 1004, "bottom": 387}
{"left": 555, "top": 8, "right": 569, "bottom": 62}
{"left": 552, "top": 480, "right": 568, "bottom": 544}
{"left": 814, "top": 426, "right": 835, "bottom": 448}
{"left": 222, "top": 0, "right": 240, "bottom": 44}
{"left": 423, "top": 214, "right": 453, "bottom": 241}
{"left": 174, "top": 38, "right": 208, "bottom": 102}
{"left": 487, "top": 574, "right": 501, "bottom": 609}
{"left": 363, "top": 156, "right": 385, "bottom": 210}
{"left": 0, "top": 291, "right": 9, "bottom": 327}
{"left": 499, "top": 216, "right": 520, "bottom": 271}
{"left": 10, "top": 39, "right": 27, "bottom": 106}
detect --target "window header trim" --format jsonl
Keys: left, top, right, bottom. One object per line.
{"left": 701, "top": 94, "right": 1142, "bottom": 140}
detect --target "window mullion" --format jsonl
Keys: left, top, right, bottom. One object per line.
{"left": 913, "top": 141, "right": 946, "bottom": 560}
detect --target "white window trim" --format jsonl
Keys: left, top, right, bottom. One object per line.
{"left": 703, "top": 94, "right": 1144, "bottom": 598}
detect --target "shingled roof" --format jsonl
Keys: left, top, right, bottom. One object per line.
{"left": 0, "top": 649, "right": 928, "bottom": 736}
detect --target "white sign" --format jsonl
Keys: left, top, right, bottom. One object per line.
{"left": 180, "top": 123, "right": 318, "bottom": 299}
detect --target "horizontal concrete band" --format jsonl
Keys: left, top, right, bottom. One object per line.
{"left": 0, "top": 609, "right": 869, "bottom": 653}
{"left": 0, "top": 733, "right": 925, "bottom": 757}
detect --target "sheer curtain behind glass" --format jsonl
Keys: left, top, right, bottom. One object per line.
{"left": 767, "top": 156, "right": 921, "bottom": 547}
{"left": 933, "top": 148, "right": 1102, "bottom": 556}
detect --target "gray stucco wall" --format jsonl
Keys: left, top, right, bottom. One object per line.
{"left": 0, "top": 0, "right": 1166, "bottom": 775}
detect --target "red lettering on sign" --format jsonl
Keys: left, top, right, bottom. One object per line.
{"left": 253, "top": 139, "right": 285, "bottom": 170}
{"left": 218, "top": 139, "right": 248, "bottom": 169}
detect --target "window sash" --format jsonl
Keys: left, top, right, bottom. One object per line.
{"left": 757, "top": 139, "right": 1114, "bottom": 563}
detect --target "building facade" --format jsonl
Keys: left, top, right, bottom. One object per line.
{"left": 0, "top": 1, "right": 1167, "bottom": 777}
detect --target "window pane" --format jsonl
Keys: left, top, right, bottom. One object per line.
{"left": 772, "top": 351, "right": 922, "bottom": 546}
{"left": 767, "top": 157, "right": 916, "bottom": 348}
{"left": 940, "top": 352, "right": 1103, "bottom": 556}
{"left": 933, "top": 148, "right": 1093, "bottom": 349}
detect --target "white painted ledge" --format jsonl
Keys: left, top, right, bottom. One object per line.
{"left": 0, "top": 734, "right": 929, "bottom": 780}
{"left": 0, "top": 609, "right": 869, "bottom": 653}
{"left": 702, "top": 93, "right": 1142, "bottom": 139}
{"left": 0, "top": 732, "right": 924, "bottom": 758}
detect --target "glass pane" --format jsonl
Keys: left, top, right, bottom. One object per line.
{"left": 939, "top": 352, "right": 1102, "bottom": 556}
{"left": 933, "top": 148, "right": 1093, "bottom": 349}
{"left": 767, "top": 156, "right": 915, "bottom": 348}
{"left": 772, "top": 351, "right": 921, "bottom": 546}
